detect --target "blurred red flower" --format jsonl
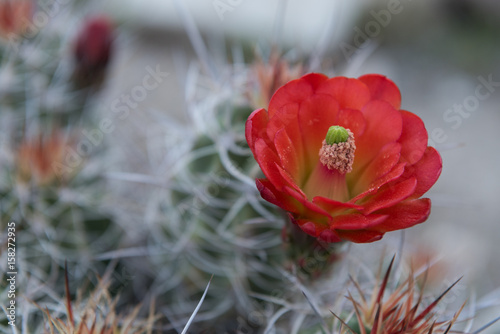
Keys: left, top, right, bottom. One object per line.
{"left": 17, "top": 130, "right": 74, "bottom": 185}
{"left": 0, "top": 0, "right": 33, "bottom": 38}
{"left": 246, "top": 73, "right": 442, "bottom": 243}
{"left": 73, "top": 15, "right": 113, "bottom": 87}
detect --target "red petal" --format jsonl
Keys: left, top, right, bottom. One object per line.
{"left": 361, "top": 177, "right": 417, "bottom": 214}
{"left": 355, "top": 100, "right": 403, "bottom": 169}
{"left": 266, "top": 103, "right": 305, "bottom": 169}
{"left": 312, "top": 196, "right": 363, "bottom": 215}
{"left": 398, "top": 110, "right": 428, "bottom": 164}
{"left": 274, "top": 128, "right": 302, "bottom": 182}
{"left": 253, "top": 139, "right": 303, "bottom": 198}
{"left": 301, "top": 72, "right": 330, "bottom": 90}
{"left": 284, "top": 186, "right": 332, "bottom": 221}
{"left": 371, "top": 198, "right": 431, "bottom": 232}
{"left": 266, "top": 103, "right": 298, "bottom": 142}
{"left": 276, "top": 164, "right": 306, "bottom": 197}
{"left": 254, "top": 138, "right": 280, "bottom": 174}
{"left": 291, "top": 217, "right": 330, "bottom": 238}
{"left": 298, "top": 94, "right": 340, "bottom": 166}
{"left": 331, "top": 213, "right": 388, "bottom": 230}
{"left": 336, "top": 229, "right": 385, "bottom": 243}
{"left": 405, "top": 147, "right": 443, "bottom": 199}
{"left": 245, "top": 108, "right": 270, "bottom": 150}
{"left": 359, "top": 74, "right": 401, "bottom": 109}
{"left": 316, "top": 76, "right": 372, "bottom": 110}
{"left": 253, "top": 146, "right": 306, "bottom": 201}
{"left": 351, "top": 142, "right": 401, "bottom": 196}
{"left": 350, "top": 162, "right": 407, "bottom": 203}
{"left": 268, "top": 73, "right": 328, "bottom": 118}
{"left": 256, "top": 178, "right": 300, "bottom": 214}
{"left": 336, "top": 108, "right": 366, "bottom": 138}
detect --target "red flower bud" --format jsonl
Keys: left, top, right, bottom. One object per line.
{"left": 73, "top": 15, "right": 113, "bottom": 87}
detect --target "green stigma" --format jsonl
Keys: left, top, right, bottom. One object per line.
{"left": 325, "top": 126, "right": 349, "bottom": 145}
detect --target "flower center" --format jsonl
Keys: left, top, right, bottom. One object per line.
{"left": 302, "top": 126, "right": 355, "bottom": 202}
{"left": 319, "top": 126, "right": 355, "bottom": 174}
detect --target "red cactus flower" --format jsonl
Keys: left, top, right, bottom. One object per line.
{"left": 245, "top": 73, "right": 442, "bottom": 243}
